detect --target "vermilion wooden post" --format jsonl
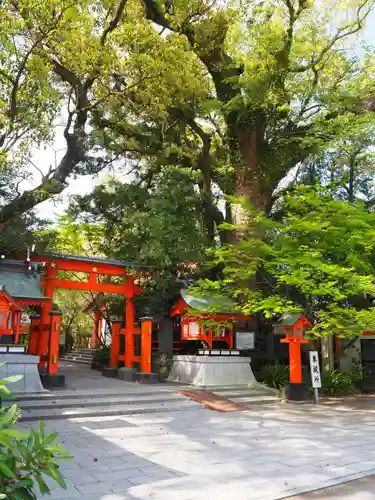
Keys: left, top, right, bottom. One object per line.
{"left": 140, "top": 317, "right": 152, "bottom": 373}
{"left": 289, "top": 341, "right": 303, "bottom": 384}
{"left": 91, "top": 310, "right": 101, "bottom": 348}
{"left": 110, "top": 321, "right": 122, "bottom": 369}
{"left": 14, "top": 311, "right": 21, "bottom": 344}
{"left": 38, "top": 265, "right": 56, "bottom": 368}
{"left": 47, "top": 311, "right": 62, "bottom": 374}
{"left": 28, "top": 315, "right": 40, "bottom": 354}
{"left": 98, "top": 314, "right": 104, "bottom": 344}
{"left": 125, "top": 280, "right": 135, "bottom": 368}
{"left": 229, "top": 325, "right": 234, "bottom": 349}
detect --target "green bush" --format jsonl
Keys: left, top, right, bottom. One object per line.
{"left": 91, "top": 344, "right": 110, "bottom": 370}
{"left": 0, "top": 364, "right": 71, "bottom": 498}
{"left": 321, "top": 369, "right": 354, "bottom": 396}
{"left": 259, "top": 361, "right": 289, "bottom": 390}
{"left": 350, "top": 360, "right": 365, "bottom": 390}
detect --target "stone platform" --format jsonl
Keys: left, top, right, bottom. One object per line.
{"left": 0, "top": 354, "right": 45, "bottom": 393}
{"left": 167, "top": 354, "right": 257, "bottom": 386}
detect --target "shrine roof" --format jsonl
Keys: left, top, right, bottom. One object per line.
{"left": 34, "top": 252, "right": 143, "bottom": 268}
{"left": 0, "top": 259, "right": 47, "bottom": 301}
{"left": 276, "top": 312, "right": 306, "bottom": 326}
{"left": 0, "top": 286, "right": 22, "bottom": 310}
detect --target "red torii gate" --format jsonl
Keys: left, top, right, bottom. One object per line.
{"left": 29, "top": 252, "right": 144, "bottom": 376}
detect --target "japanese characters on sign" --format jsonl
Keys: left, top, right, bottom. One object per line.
{"left": 20, "top": 313, "right": 31, "bottom": 325}
{"left": 309, "top": 350, "right": 322, "bottom": 388}
{"left": 236, "top": 331, "right": 255, "bottom": 350}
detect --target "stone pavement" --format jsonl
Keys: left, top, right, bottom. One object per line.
{"left": 18, "top": 396, "right": 375, "bottom": 500}
{"left": 286, "top": 474, "right": 375, "bottom": 499}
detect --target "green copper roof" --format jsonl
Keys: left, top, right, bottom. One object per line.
{"left": 0, "top": 260, "right": 47, "bottom": 301}
{"left": 181, "top": 290, "right": 241, "bottom": 314}
{"left": 277, "top": 312, "right": 304, "bottom": 326}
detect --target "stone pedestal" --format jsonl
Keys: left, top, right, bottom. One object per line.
{"left": 102, "top": 367, "right": 118, "bottom": 378}
{"left": 167, "top": 355, "right": 257, "bottom": 387}
{"left": 118, "top": 367, "right": 137, "bottom": 381}
{"left": 39, "top": 372, "right": 66, "bottom": 389}
{"left": 285, "top": 382, "right": 309, "bottom": 402}
{"left": 134, "top": 372, "right": 159, "bottom": 384}
{"left": 0, "top": 354, "right": 45, "bottom": 393}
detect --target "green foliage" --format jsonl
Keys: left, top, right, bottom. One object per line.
{"left": 91, "top": 345, "right": 110, "bottom": 370}
{"left": 69, "top": 168, "right": 206, "bottom": 268}
{"left": 259, "top": 362, "right": 289, "bottom": 390}
{"left": 0, "top": 366, "right": 71, "bottom": 498}
{"left": 38, "top": 220, "right": 103, "bottom": 342}
{"left": 0, "top": 0, "right": 375, "bottom": 228}
{"left": 296, "top": 131, "right": 375, "bottom": 205}
{"left": 194, "top": 186, "right": 375, "bottom": 338}
{"left": 321, "top": 369, "right": 355, "bottom": 396}
{"left": 67, "top": 168, "right": 207, "bottom": 317}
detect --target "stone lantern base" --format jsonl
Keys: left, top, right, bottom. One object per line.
{"left": 285, "top": 382, "right": 309, "bottom": 402}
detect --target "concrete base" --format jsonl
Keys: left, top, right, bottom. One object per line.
{"left": 134, "top": 372, "right": 159, "bottom": 384}
{"left": 40, "top": 372, "right": 66, "bottom": 389}
{"left": 102, "top": 367, "right": 118, "bottom": 378}
{"left": 0, "top": 354, "right": 45, "bottom": 393}
{"left": 285, "top": 382, "right": 309, "bottom": 402}
{"left": 118, "top": 367, "right": 137, "bottom": 381}
{"left": 167, "top": 355, "right": 257, "bottom": 387}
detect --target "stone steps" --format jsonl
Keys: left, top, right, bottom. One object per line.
{"left": 59, "top": 357, "right": 92, "bottom": 365}
{"left": 13, "top": 386, "right": 278, "bottom": 422}
{"left": 19, "top": 401, "right": 201, "bottom": 422}
{"left": 16, "top": 394, "right": 184, "bottom": 411}
{"left": 16, "top": 396, "right": 200, "bottom": 422}
{"left": 59, "top": 349, "right": 95, "bottom": 365}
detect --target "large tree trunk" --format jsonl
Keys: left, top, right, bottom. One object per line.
{"left": 229, "top": 116, "right": 268, "bottom": 227}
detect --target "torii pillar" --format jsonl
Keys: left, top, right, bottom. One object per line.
{"left": 91, "top": 309, "right": 104, "bottom": 348}
{"left": 37, "top": 264, "right": 56, "bottom": 368}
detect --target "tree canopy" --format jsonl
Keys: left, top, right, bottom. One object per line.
{"left": 2, "top": 0, "right": 375, "bottom": 239}
{"left": 195, "top": 186, "right": 375, "bottom": 338}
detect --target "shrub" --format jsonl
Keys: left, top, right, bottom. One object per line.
{"left": 259, "top": 361, "right": 289, "bottom": 390}
{"left": 91, "top": 344, "right": 110, "bottom": 370}
{"left": 0, "top": 364, "right": 71, "bottom": 498}
{"left": 321, "top": 369, "right": 354, "bottom": 396}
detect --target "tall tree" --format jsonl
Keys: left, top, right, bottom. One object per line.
{"left": 140, "top": 0, "right": 375, "bottom": 220}
{"left": 2, "top": 0, "right": 375, "bottom": 235}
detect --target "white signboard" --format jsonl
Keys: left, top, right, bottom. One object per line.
{"left": 20, "top": 313, "right": 31, "bottom": 325}
{"left": 309, "top": 351, "right": 322, "bottom": 388}
{"left": 236, "top": 331, "right": 255, "bottom": 350}
{"left": 189, "top": 322, "right": 200, "bottom": 337}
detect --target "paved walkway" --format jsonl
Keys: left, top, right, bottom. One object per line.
{"left": 287, "top": 475, "right": 375, "bottom": 499}
{"left": 19, "top": 391, "right": 375, "bottom": 500}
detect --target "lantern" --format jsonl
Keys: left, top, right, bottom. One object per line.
{"left": 276, "top": 313, "right": 312, "bottom": 401}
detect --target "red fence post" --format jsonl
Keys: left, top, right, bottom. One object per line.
{"left": 140, "top": 317, "right": 153, "bottom": 373}
{"left": 110, "top": 321, "right": 122, "bottom": 369}
{"left": 47, "top": 311, "right": 62, "bottom": 374}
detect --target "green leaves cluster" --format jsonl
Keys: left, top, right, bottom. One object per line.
{"left": 196, "top": 186, "right": 375, "bottom": 338}
{"left": 0, "top": 367, "right": 71, "bottom": 499}
{"left": 63, "top": 167, "right": 206, "bottom": 272}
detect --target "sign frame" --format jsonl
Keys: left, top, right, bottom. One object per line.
{"left": 236, "top": 331, "right": 255, "bottom": 350}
